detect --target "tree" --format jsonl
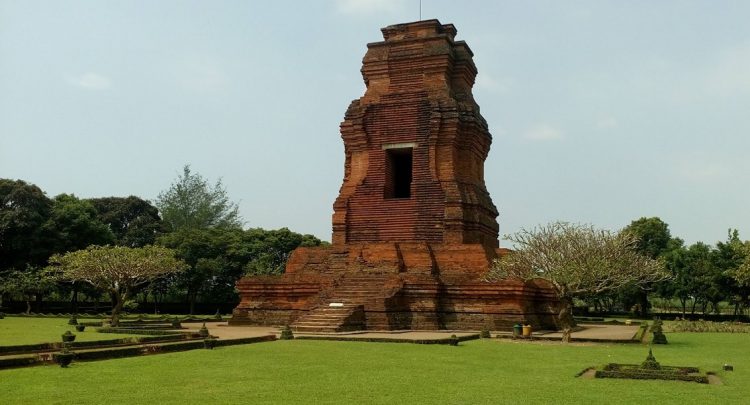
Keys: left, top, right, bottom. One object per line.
{"left": 49, "top": 245, "right": 187, "bottom": 326}
{"left": 158, "top": 227, "right": 326, "bottom": 313}
{"left": 622, "top": 217, "right": 673, "bottom": 316}
{"left": 42, "top": 194, "right": 115, "bottom": 254}
{"left": 0, "top": 266, "right": 55, "bottom": 313}
{"left": 730, "top": 245, "right": 750, "bottom": 287}
{"left": 239, "top": 228, "right": 327, "bottom": 276}
{"left": 489, "top": 222, "right": 669, "bottom": 342}
{"left": 155, "top": 165, "right": 242, "bottom": 232}
{"left": 88, "top": 196, "right": 163, "bottom": 247}
{"left": 0, "top": 179, "right": 53, "bottom": 270}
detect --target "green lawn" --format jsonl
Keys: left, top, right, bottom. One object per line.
{"left": 0, "top": 330, "right": 747, "bottom": 404}
{"left": 0, "top": 317, "right": 140, "bottom": 345}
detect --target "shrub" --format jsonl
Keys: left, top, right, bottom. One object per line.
{"left": 204, "top": 338, "right": 217, "bottom": 349}
{"left": 75, "top": 325, "right": 86, "bottom": 332}
{"left": 54, "top": 351, "right": 75, "bottom": 368}
{"left": 68, "top": 316, "right": 78, "bottom": 326}
{"left": 449, "top": 334, "right": 459, "bottom": 346}
{"left": 480, "top": 328, "right": 491, "bottom": 339}
{"left": 665, "top": 319, "right": 750, "bottom": 333}
{"left": 280, "top": 325, "right": 294, "bottom": 340}
{"left": 61, "top": 331, "right": 76, "bottom": 343}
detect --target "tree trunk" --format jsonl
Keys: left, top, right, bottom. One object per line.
{"left": 680, "top": 298, "right": 687, "bottom": 318}
{"left": 558, "top": 296, "right": 575, "bottom": 343}
{"left": 638, "top": 291, "right": 649, "bottom": 318}
{"left": 110, "top": 290, "right": 128, "bottom": 327}
{"left": 71, "top": 284, "right": 79, "bottom": 314}
{"left": 25, "top": 298, "right": 31, "bottom": 314}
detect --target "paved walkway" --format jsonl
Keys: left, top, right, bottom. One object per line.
{"left": 181, "top": 322, "right": 637, "bottom": 342}
{"left": 537, "top": 323, "right": 640, "bottom": 341}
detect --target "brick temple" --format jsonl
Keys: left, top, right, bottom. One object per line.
{"left": 231, "top": 20, "right": 559, "bottom": 332}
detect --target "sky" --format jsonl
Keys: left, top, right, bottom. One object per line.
{"left": 1, "top": 0, "right": 749, "bottom": 246}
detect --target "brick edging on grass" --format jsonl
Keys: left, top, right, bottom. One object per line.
{"left": 294, "top": 334, "right": 480, "bottom": 344}
{"left": 0, "top": 335, "right": 277, "bottom": 370}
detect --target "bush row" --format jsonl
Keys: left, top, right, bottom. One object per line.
{"left": 665, "top": 319, "right": 750, "bottom": 333}
{"left": 603, "top": 363, "right": 700, "bottom": 374}
{"left": 69, "top": 335, "right": 276, "bottom": 362}
{"left": 0, "top": 334, "right": 192, "bottom": 356}
{"left": 96, "top": 327, "right": 198, "bottom": 337}
{"left": 595, "top": 369, "right": 708, "bottom": 384}
{"left": 0, "top": 355, "right": 40, "bottom": 369}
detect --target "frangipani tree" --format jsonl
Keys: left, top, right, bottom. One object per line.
{"left": 488, "top": 222, "right": 670, "bottom": 342}
{"left": 49, "top": 245, "right": 187, "bottom": 326}
{"left": 729, "top": 242, "right": 750, "bottom": 287}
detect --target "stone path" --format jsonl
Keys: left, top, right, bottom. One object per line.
{"left": 183, "top": 322, "right": 637, "bottom": 343}
{"left": 539, "top": 323, "right": 640, "bottom": 341}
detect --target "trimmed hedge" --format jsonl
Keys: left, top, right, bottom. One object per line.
{"left": 0, "top": 334, "right": 192, "bottom": 356}
{"left": 595, "top": 363, "right": 708, "bottom": 384}
{"left": 595, "top": 369, "right": 708, "bottom": 384}
{"left": 96, "top": 327, "right": 197, "bottom": 337}
{"left": 0, "top": 355, "right": 41, "bottom": 369}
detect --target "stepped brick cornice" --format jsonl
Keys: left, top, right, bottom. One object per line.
{"left": 333, "top": 19, "right": 499, "bottom": 249}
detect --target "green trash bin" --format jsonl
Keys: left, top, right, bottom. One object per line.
{"left": 513, "top": 323, "right": 523, "bottom": 337}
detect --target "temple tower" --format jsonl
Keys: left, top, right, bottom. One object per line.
{"left": 333, "top": 20, "right": 498, "bottom": 250}
{"left": 231, "top": 20, "right": 559, "bottom": 332}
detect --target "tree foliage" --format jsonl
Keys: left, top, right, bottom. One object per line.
{"left": 0, "top": 266, "right": 56, "bottom": 313}
{"left": 489, "top": 222, "right": 669, "bottom": 341}
{"left": 49, "top": 245, "right": 186, "bottom": 325}
{"left": 0, "top": 179, "right": 53, "bottom": 269}
{"left": 88, "top": 196, "right": 163, "bottom": 247}
{"left": 156, "top": 165, "right": 242, "bottom": 232}
{"left": 42, "top": 194, "right": 115, "bottom": 254}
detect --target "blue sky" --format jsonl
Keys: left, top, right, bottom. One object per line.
{"left": 1, "top": 0, "right": 748, "bottom": 246}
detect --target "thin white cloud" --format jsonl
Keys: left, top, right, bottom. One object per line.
{"left": 65, "top": 72, "right": 112, "bottom": 90}
{"left": 335, "top": 0, "right": 404, "bottom": 15}
{"left": 523, "top": 124, "right": 564, "bottom": 141}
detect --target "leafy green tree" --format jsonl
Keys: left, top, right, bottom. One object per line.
{"left": 0, "top": 266, "right": 56, "bottom": 313}
{"left": 158, "top": 228, "right": 242, "bottom": 313}
{"left": 0, "top": 179, "right": 53, "bottom": 270}
{"left": 88, "top": 196, "right": 163, "bottom": 247}
{"left": 49, "top": 245, "right": 186, "bottom": 326}
{"left": 42, "top": 194, "right": 115, "bottom": 254}
{"left": 158, "top": 227, "right": 326, "bottom": 313}
{"left": 239, "top": 228, "right": 326, "bottom": 276}
{"left": 156, "top": 165, "right": 242, "bottom": 232}
{"left": 718, "top": 230, "right": 750, "bottom": 316}
{"left": 489, "top": 222, "right": 669, "bottom": 342}
{"left": 622, "top": 217, "right": 673, "bottom": 316}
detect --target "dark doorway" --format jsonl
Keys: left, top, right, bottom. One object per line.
{"left": 385, "top": 148, "right": 413, "bottom": 199}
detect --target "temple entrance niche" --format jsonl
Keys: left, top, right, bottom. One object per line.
{"left": 231, "top": 20, "right": 559, "bottom": 332}
{"left": 384, "top": 145, "right": 413, "bottom": 199}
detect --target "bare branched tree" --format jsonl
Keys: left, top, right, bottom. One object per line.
{"left": 488, "top": 222, "right": 670, "bottom": 342}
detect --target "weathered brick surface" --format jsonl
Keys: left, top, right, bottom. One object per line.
{"left": 231, "top": 20, "right": 560, "bottom": 331}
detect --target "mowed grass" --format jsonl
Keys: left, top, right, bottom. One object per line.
{"left": 0, "top": 317, "right": 139, "bottom": 345}
{"left": 1, "top": 330, "right": 748, "bottom": 405}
